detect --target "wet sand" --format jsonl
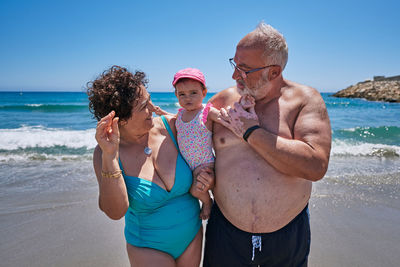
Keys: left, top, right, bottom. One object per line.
{"left": 1, "top": 176, "right": 399, "bottom": 267}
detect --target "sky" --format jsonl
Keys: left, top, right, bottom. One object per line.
{"left": 0, "top": 0, "right": 399, "bottom": 93}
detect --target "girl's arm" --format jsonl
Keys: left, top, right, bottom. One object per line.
{"left": 205, "top": 95, "right": 255, "bottom": 131}
{"left": 153, "top": 105, "right": 175, "bottom": 116}
{"left": 204, "top": 105, "right": 220, "bottom": 131}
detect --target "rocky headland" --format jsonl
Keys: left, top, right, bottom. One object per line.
{"left": 333, "top": 75, "right": 400, "bottom": 102}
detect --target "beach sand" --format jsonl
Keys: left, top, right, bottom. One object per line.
{"left": 1, "top": 174, "right": 399, "bottom": 267}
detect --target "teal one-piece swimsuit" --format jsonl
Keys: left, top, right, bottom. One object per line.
{"left": 119, "top": 116, "right": 201, "bottom": 259}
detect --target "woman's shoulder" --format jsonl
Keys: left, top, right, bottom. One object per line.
{"left": 153, "top": 114, "right": 176, "bottom": 126}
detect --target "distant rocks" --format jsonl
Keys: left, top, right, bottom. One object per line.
{"left": 333, "top": 75, "right": 400, "bottom": 102}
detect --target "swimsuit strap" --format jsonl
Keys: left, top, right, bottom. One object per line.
{"left": 161, "top": 115, "right": 179, "bottom": 150}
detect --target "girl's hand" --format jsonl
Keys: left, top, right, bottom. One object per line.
{"left": 153, "top": 105, "right": 171, "bottom": 116}
{"left": 95, "top": 111, "right": 120, "bottom": 157}
{"left": 218, "top": 102, "right": 259, "bottom": 138}
{"left": 239, "top": 94, "right": 255, "bottom": 110}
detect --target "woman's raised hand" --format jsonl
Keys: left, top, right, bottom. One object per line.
{"left": 95, "top": 111, "right": 120, "bottom": 157}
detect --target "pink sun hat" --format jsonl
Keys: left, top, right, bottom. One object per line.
{"left": 172, "top": 68, "right": 206, "bottom": 87}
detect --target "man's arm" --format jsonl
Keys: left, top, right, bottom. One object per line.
{"left": 250, "top": 88, "right": 331, "bottom": 181}
{"left": 219, "top": 87, "right": 331, "bottom": 181}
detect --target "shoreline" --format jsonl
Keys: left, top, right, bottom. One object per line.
{"left": 1, "top": 171, "right": 399, "bottom": 267}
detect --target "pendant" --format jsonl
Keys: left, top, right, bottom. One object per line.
{"left": 144, "top": 147, "right": 152, "bottom": 155}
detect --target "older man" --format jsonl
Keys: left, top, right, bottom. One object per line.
{"left": 203, "top": 23, "right": 332, "bottom": 266}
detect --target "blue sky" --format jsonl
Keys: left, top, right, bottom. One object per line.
{"left": 0, "top": 0, "right": 399, "bottom": 92}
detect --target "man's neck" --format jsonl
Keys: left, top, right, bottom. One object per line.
{"left": 256, "top": 77, "right": 287, "bottom": 105}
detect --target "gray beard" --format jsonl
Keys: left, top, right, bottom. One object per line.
{"left": 238, "top": 79, "right": 269, "bottom": 100}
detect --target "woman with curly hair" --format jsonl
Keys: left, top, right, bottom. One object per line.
{"left": 87, "top": 66, "right": 212, "bottom": 266}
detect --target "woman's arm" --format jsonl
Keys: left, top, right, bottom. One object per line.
{"left": 94, "top": 111, "right": 129, "bottom": 220}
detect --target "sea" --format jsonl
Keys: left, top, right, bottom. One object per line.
{"left": 0, "top": 91, "right": 399, "bottom": 211}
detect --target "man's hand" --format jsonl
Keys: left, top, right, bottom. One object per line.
{"left": 218, "top": 101, "right": 259, "bottom": 138}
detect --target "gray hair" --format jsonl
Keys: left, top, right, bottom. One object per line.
{"left": 245, "top": 22, "right": 289, "bottom": 70}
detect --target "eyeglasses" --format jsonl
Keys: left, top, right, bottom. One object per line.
{"left": 229, "top": 58, "right": 278, "bottom": 79}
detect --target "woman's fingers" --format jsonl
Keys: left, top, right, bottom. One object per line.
{"left": 95, "top": 121, "right": 108, "bottom": 140}
{"left": 97, "top": 111, "right": 115, "bottom": 135}
{"left": 197, "top": 172, "right": 214, "bottom": 191}
{"left": 95, "top": 111, "right": 119, "bottom": 146}
{"left": 111, "top": 117, "right": 119, "bottom": 135}
{"left": 98, "top": 110, "right": 115, "bottom": 125}
{"left": 197, "top": 175, "right": 208, "bottom": 187}
{"left": 193, "top": 180, "right": 206, "bottom": 193}
{"left": 198, "top": 169, "right": 213, "bottom": 182}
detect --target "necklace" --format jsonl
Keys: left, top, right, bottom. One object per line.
{"left": 144, "top": 146, "right": 152, "bottom": 155}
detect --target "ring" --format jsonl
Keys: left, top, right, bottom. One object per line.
{"left": 202, "top": 184, "right": 205, "bottom": 190}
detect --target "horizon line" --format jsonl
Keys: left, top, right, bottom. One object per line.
{"left": 0, "top": 90, "right": 336, "bottom": 94}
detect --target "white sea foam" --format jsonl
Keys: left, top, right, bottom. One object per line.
{"left": 25, "top": 104, "right": 43, "bottom": 107}
{"left": 0, "top": 126, "right": 400, "bottom": 160}
{"left": 331, "top": 139, "right": 400, "bottom": 157}
{"left": 0, "top": 125, "right": 97, "bottom": 150}
{"left": 0, "top": 153, "right": 93, "bottom": 162}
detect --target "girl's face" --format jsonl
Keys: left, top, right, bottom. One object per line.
{"left": 175, "top": 79, "right": 206, "bottom": 111}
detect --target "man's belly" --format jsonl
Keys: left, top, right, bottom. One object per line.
{"left": 214, "top": 144, "right": 312, "bottom": 233}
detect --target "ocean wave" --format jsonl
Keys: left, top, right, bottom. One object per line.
{"left": 26, "top": 104, "right": 43, "bottom": 107}
{"left": 333, "top": 126, "right": 400, "bottom": 146}
{"left": 1, "top": 125, "right": 399, "bottom": 162}
{"left": 331, "top": 139, "right": 400, "bottom": 157}
{"left": 0, "top": 104, "right": 88, "bottom": 112}
{"left": 0, "top": 153, "right": 93, "bottom": 162}
{"left": 157, "top": 102, "right": 180, "bottom": 109}
{"left": 0, "top": 125, "right": 97, "bottom": 150}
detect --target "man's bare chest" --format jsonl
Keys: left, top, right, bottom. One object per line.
{"left": 256, "top": 106, "right": 293, "bottom": 139}
{"left": 214, "top": 109, "right": 294, "bottom": 151}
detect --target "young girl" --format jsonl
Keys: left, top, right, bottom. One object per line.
{"left": 171, "top": 67, "right": 256, "bottom": 219}
{"left": 172, "top": 68, "right": 218, "bottom": 219}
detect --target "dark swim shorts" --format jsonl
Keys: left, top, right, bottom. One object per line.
{"left": 203, "top": 203, "right": 310, "bottom": 267}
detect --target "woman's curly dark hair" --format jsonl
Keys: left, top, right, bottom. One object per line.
{"left": 87, "top": 65, "right": 148, "bottom": 121}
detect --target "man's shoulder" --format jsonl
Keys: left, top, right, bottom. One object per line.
{"left": 282, "top": 80, "right": 323, "bottom": 103}
{"left": 209, "top": 87, "right": 240, "bottom": 109}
